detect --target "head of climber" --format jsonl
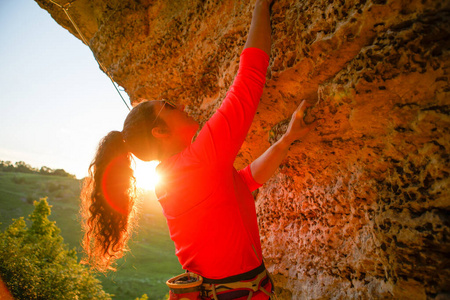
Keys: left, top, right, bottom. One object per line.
{"left": 122, "top": 100, "right": 199, "bottom": 161}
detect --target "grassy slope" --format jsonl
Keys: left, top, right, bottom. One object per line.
{"left": 0, "top": 172, "right": 182, "bottom": 300}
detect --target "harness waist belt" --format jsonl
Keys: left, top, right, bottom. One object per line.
{"left": 201, "top": 262, "right": 266, "bottom": 284}
{"left": 200, "top": 263, "right": 272, "bottom": 300}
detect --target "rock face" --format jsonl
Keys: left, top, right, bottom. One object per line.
{"left": 35, "top": 0, "right": 449, "bottom": 298}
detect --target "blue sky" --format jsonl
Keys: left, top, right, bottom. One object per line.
{"left": 0, "top": 0, "right": 130, "bottom": 179}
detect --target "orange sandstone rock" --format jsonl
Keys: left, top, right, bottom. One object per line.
{"left": 35, "top": 0, "right": 450, "bottom": 298}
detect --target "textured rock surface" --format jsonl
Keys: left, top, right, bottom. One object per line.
{"left": 35, "top": 0, "right": 450, "bottom": 298}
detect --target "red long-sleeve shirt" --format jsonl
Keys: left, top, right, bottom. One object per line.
{"left": 156, "top": 47, "right": 269, "bottom": 280}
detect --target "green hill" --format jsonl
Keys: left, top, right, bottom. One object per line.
{"left": 0, "top": 171, "right": 182, "bottom": 300}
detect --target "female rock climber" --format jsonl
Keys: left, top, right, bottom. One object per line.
{"left": 80, "top": 0, "right": 315, "bottom": 299}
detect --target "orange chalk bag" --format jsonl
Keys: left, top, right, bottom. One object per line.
{"left": 166, "top": 272, "right": 204, "bottom": 300}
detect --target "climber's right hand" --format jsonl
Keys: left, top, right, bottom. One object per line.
{"left": 282, "top": 100, "right": 317, "bottom": 145}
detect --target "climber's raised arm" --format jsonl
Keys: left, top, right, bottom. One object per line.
{"left": 250, "top": 100, "right": 316, "bottom": 185}
{"left": 244, "top": 0, "right": 272, "bottom": 56}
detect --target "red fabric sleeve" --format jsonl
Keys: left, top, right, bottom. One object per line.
{"left": 191, "top": 48, "right": 270, "bottom": 168}
{"left": 238, "top": 165, "right": 263, "bottom": 192}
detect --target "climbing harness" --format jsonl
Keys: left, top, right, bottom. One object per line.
{"left": 46, "top": 0, "right": 131, "bottom": 111}
{"left": 166, "top": 263, "right": 275, "bottom": 300}
{"left": 202, "top": 269, "right": 272, "bottom": 300}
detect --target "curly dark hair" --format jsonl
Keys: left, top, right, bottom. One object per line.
{"left": 80, "top": 101, "right": 164, "bottom": 271}
{"left": 80, "top": 131, "right": 137, "bottom": 271}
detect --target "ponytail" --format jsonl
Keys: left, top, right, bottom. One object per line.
{"left": 80, "top": 130, "right": 138, "bottom": 271}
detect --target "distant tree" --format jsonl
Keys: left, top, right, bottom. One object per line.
{"left": 0, "top": 160, "right": 76, "bottom": 178}
{"left": 0, "top": 198, "right": 111, "bottom": 300}
{"left": 39, "top": 166, "right": 53, "bottom": 175}
{"left": 0, "top": 161, "right": 15, "bottom": 172}
{"left": 53, "top": 168, "right": 75, "bottom": 178}
{"left": 14, "top": 161, "right": 35, "bottom": 173}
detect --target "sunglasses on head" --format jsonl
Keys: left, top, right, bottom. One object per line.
{"left": 163, "top": 99, "right": 177, "bottom": 109}
{"left": 150, "top": 99, "right": 177, "bottom": 128}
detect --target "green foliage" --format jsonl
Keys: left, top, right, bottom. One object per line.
{"left": 11, "top": 175, "right": 28, "bottom": 184}
{"left": 0, "top": 160, "right": 75, "bottom": 178}
{"left": 0, "top": 171, "right": 182, "bottom": 300}
{"left": 0, "top": 198, "right": 111, "bottom": 300}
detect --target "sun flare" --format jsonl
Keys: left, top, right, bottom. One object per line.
{"left": 132, "top": 159, "right": 160, "bottom": 191}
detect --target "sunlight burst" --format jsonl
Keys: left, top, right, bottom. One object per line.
{"left": 133, "top": 159, "right": 160, "bottom": 191}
